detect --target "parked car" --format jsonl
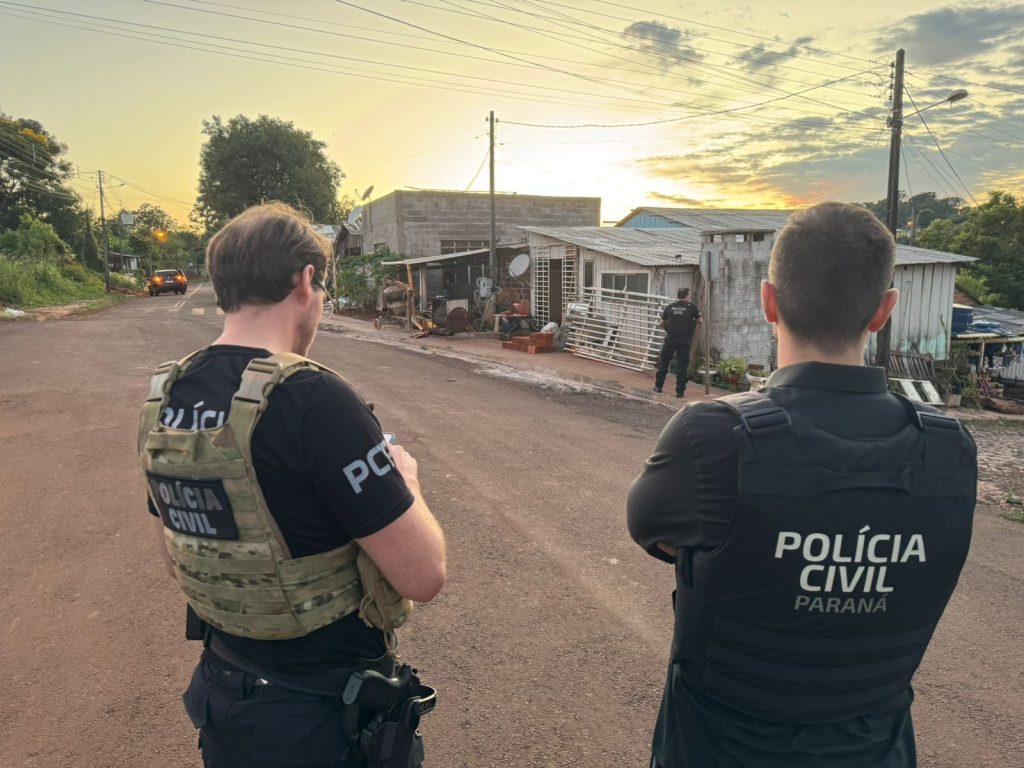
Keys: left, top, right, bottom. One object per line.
{"left": 147, "top": 269, "right": 188, "bottom": 296}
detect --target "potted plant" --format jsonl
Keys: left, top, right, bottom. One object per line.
{"left": 718, "top": 357, "right": 748, "bottom": 391}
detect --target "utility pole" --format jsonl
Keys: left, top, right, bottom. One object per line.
{"left": 98, "top": 170, "right": 111, "bottom": 293}
{"left": 876, "top": 48, "right": 905, "bottom": 370}
{"left": 488, "top": 110, "right": 497, "bottom": 282}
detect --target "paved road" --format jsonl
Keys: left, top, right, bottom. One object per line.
{"left": 0, "top": 286, "right": 1020, "bottom": 767}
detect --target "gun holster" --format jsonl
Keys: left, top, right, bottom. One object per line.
{"left": 342, "top": 664, "right": 437, "bottom": 768}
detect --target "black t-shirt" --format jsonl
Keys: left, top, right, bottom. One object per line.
{"left": 661, "top": 300, "right": 701, "bottom": 342}
{"left": 146, "top": 345, "right": 415, "bottom": 673}
{"left": 627, "top": 362, "right": 972, "bottom": 767}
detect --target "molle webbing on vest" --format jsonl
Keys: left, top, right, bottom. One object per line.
{"left": 140, "top": 351, "right": 411, "bottom": 641}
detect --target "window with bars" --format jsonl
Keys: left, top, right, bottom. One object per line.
{"left": 583, "top": 259, "right": 595, "bottom": 288}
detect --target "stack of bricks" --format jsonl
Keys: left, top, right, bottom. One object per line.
{"left": 502, "top": 332, "right": 556, "bottom": 354}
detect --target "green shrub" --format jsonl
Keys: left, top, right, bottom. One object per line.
{"left": 718, "top": 357, "right": 748, "bottom": 378}
{"left": 0, "top": 214, "right": 70, "bottom": 261}
{"left": 109, "top": 271, "right": 142, "bottom": 291}
{"left": 0, "top": 255, "right": 106, "bottom": 308}
{"left": 338, "top": 249, "right": 395, "bottom": 309}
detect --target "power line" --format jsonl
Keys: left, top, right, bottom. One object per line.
{"left": 4, "top": 2, "right": 681, "bottom": 111}
{"left": 472, "top": 0, "right": 884, "bottom": 114}
{"left": 903, "top": 87, "right": 978, "bottom": 206}
{"left": 419, "top": 0, "right": 884, "bottom": 119}
{"left": 585, "top": 0, "right": 881, "bottom": 67}
{"left": 520, "top": 0, "right": 877, "bottom": 80}
{"left": 346, "top": 136, "right": 484, "bottom": 172}
{"left": 0, "top": 7, "right": 660, "bottom": 113}
{"left": 333, "top": 0, "right": 699, "bottom": 108}
{"left": 902, "top": 137, "right": 960, "bottom": 201}
{"left": 464, "top": 146, "right": 490, "bottom": 191}
{"left": 501, "top": 66, "right": 880, "bottom": 128}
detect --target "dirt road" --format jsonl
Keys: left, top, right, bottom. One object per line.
{"left": 0, "top": 287, "right": 1020, "bottom": 767}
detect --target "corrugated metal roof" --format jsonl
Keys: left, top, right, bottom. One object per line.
{"left": 967, "top": 305, "right": 1024, "bottom": 336}
{"left": 619, "top": 207, "right": 795, "bottom": 230}
{"left": 521, "top": 226, "right": 703, "bottom": 267}
{"left": 523, "top": 225, "right": 973, "bottom": 267}
{"left": 893, "top": 244, "right": 975, "bottom": 266}
{"left": 617, "top": 207, "right": 974, "bottom": 266}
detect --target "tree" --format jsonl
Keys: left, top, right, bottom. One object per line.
{"left": 0, "top": 113, "right": 82, "bottom": 245}
{"left": 193, "top": 115, "right": 344, "bottom": 230}
{"left": 917, "top": 191, "right": 1024, "bottom": 309}
{"left": 106, "top": 203, "right": 192, "bottom": 273}
{"left": 0, "top": 213, "right": 71, "bottom": 261}
{"left": 858, "top": 191, "right": 966, "bottom": 241}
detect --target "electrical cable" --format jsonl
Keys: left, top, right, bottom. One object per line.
{"left": 500, "top": 67, "right": 880, "bottom": 128}
{"left": 472, "top": 0, "right": 885, "bottom": 113}
{"left": 4, "top": 2, "right": 681, "bottom": 111}
{"left": 346, "top": 135, "right": 484, "bottom": 172}
{"left": 903, "top": 87, "right": 978, "bottom": 205}
{"left": 463, "top": 146, "right": 490, "bottom": 191}
{"left": 422, "top": 0, "right": 885, "bottom": 119}
{"left": 0, "top": 7, "right": 660, "bottom": 113}
{"left": 519, "top": 0, "right": 877, "bottom": 79}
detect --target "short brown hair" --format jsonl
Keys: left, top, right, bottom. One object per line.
{"left": 677, "top": 287, "right": 690, "bottom": 300}
{"left": 206, "top": 202, "right": 331, "bottom": 312}
{"left": 769, "top": 202, "right": 895, "bottom": 351}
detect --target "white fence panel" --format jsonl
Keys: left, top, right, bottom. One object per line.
{"left": 567, "top": 287, "right": 670, "bottom": 371}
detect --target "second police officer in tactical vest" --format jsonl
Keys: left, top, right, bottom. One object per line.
{"left": 139, "top": 202, "right": 446, "bottom": 767}
{"left": 628, "top": 202, "right": 977, "bottom": 767}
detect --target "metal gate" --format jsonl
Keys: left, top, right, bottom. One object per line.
{"left": 568, "top": 287, "right": 670, "bottom": 371}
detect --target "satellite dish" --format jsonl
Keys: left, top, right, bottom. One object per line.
{"left": 347, "top": 206, "right": 362, "bottom": 225}
{"left": 509, "top": 253, "right": 531, "bottom": 278}
{"left": 361, "top": 186, "right": 374, "bottom": 201}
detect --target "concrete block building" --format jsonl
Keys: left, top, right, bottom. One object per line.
{"left": 360, "top": 190, "right": 600, "bottom": 259}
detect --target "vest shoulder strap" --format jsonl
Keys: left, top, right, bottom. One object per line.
{"left": 902, "top": 397, "right": 973, "bottom": 468}
{"left": 717, "top": 391, "right": 799, "bottom": 465}
{"left": 137, "top": 350, "right": 204, "bottom": 453}
{"left": 227, "top": 352, "right": 360, "bottom": 454}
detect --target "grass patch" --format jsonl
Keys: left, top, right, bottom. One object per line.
{"left": 0, "top": 257, "right": 107, "bottom": 308}
{"left": 1002, "top": 507, "right": 1024, "bottom": 524}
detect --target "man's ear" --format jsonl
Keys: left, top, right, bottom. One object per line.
{"left": 294, "top": 264, "right": 316, "bottom": 303}
{"left": 866, "top": 288, "right": 899, "bottom": 333}
{"left": 761, "top": 280, "right": 778, "bottom": 324}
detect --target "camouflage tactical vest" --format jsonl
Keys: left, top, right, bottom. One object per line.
{"left": 138, "top": 351, "right": 413, "bottom": 642}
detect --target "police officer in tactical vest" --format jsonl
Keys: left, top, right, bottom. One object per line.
{"left": 654, "top": 287, "right": 701, "bottom": 398}
{"left": 139, "top": 202, "right": 446, "bottom": 767}
{"left": 627, "top": 202, "right": 976, "bottom": 767}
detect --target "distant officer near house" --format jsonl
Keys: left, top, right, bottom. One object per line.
{"left": 139, "top": 202, "right": 446, "bottom": 767}
{"left": 655, "top": 287, "right": 701, "bottom": 398}
{"left": 628, "top": 202, "right": 977, "bottom": 768}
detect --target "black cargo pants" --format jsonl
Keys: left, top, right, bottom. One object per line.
{"left": 183, "top": 652, "right": 368, "bottom": 768}
{"left": 655, "top": 339, "right": 692, "bottom": 395}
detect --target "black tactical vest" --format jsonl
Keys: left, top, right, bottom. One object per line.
{"left": 674, "top": 391, "right": 976, "bottom": 724}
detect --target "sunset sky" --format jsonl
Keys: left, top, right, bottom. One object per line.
{"left": 2, "top": 0, "right": 1022, "bottom": 226}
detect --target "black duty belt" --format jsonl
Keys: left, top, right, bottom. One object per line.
{"left": 204, "top": 632, "right": 396, "bottom": 697}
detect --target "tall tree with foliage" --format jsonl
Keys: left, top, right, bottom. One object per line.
{"left": 193, "top": 115, "right": 344, "bottom": 230}
{"left": 859, "top": 191, "right": 965, "bottom": 241}
{"left": 0, "top": 113, "right": 82, "bottom": 245}
{"left": 917, "top": 191, "right": 1024, "bottom": 309}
